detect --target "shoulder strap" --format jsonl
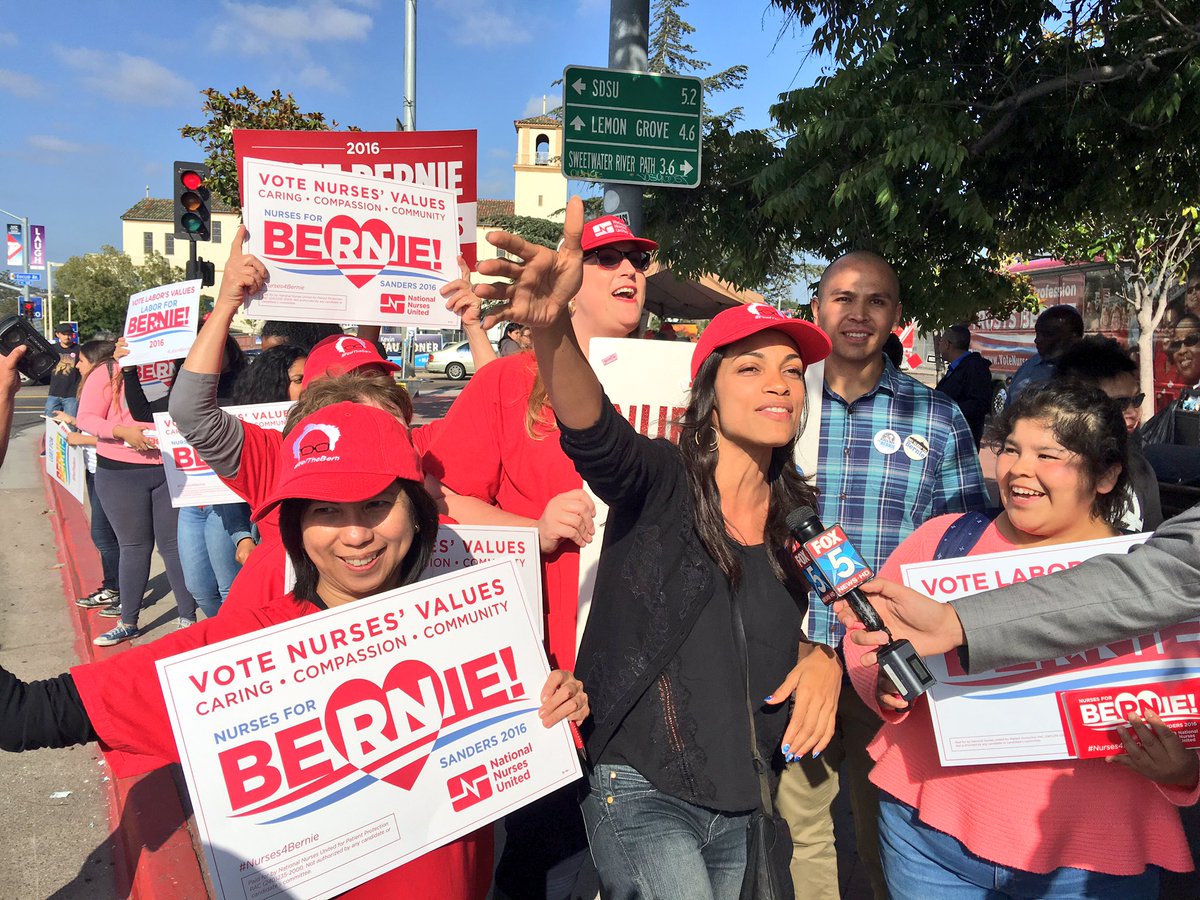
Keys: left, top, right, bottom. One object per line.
{"left": 730, "top": 587, "right": 774, "bottom": 813}
{"left": 933, "top": 509, "right": 1002, "bottom": 561}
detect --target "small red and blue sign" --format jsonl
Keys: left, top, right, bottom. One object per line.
{"left": 802, "top": 525, "right": 875, "bottom": 597}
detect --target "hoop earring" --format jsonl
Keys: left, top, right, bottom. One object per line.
{"left": 694, "top": 427, "right": 719, "bottom": 453}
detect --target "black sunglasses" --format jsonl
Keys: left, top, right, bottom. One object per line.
{"left": 584, "top": 248, "right": 653, "bottom": 272}
{"left": 1167, "top": 333, "right": 1200, "bottom": 354}
{"left": 1111, "top": 393, "right": 1145, "bottom": 411}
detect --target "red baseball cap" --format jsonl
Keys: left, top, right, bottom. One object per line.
{"left": 252, "top": 402, "right": 422, "bottom": 522}
{"left": 301, "top": 334, "right": 401, "bottom": 388}
{"left": 581, "top": 215, "right": 658, "bottom": 253}
{"left": 691, "top": 303, "right": 832, "bottom": 380}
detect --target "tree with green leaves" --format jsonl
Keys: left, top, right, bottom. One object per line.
{"left": 53, "top": 248, "right": 184, "bottom": 337}
{"left": 180, "top": 87, "right": 357, "bottom": 212}
{"left": 648, "top": 0, "right": 748, "bottom": 124}
{"left": 744, "top": 0, "right": 1200, "bottom": 327}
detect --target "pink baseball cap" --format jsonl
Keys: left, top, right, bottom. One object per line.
{"left": 691, "top": 303, "right": 832, "bottom": 380}
{"left": 581, "top": 215, "right": 658, "bottom": 253}
{"left": 252, "top": 402, "right": 422, "bottom": 522}
{"left": 301, "top": 335, "right": 401, "bottom": 388}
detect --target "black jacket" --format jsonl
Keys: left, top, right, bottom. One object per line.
{"left": 935, "top": 351, "right": 993, "bottom": 448}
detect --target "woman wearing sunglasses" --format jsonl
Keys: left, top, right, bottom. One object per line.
{"left": 428, "top": 213, "right": 657, "bottom": 898}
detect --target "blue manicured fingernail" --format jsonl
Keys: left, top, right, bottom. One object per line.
{"left": 782, "top": 743, "right": 790, "bottom": 754}
{"left": 812, "top": 750, "right": 821, "bottom": 759}
{"left": 785, "top": 753, "right": 794, "bottom": 762}
{"left": 764, "top": 695, "right": 774, "bottom": 702}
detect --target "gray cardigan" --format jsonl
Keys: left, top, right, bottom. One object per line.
{"left": 956, "top": 502, "right": 1200, "bottom": 671}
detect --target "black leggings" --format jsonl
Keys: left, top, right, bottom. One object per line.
{"left": 94, "top": 465, "right": 195, "bottom": 626}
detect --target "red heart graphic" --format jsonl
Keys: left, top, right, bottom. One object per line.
{"left": 323, "top": 215, "right": 394, "bottom": 288}
{"left": 324, "top": 659, "right": 445, "bottom": 790}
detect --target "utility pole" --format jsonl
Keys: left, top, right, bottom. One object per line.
{"left": 403, "top": 0, "right": 417, "bottom": 131}
{"left": 604, "top": 0, "right": 650, "bottom": 235}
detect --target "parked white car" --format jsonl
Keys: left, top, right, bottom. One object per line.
{"left": 424, "top": 340, "right": 476, "bottom": 380}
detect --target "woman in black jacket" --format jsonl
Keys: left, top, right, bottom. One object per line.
{"left": 471, "top": 198, "right": 842, "bottom": 899}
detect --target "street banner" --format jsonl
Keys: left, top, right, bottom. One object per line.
{"left": 29, "top": 224, "right": 45, "bottom": 269}
{"left": 154, "top": 404, "right": 294, "bottom": 507}
{"left": 233, "top": 129, "right": 478, "bottom": 268}
{"left": 424, "top": 525, "right": 543, "bottom": 640}
{"left": 578, "top": 338, "right": 695, "bottom": 643}
{"left": 157, "top": 559, "right": 580, "bottom": 900}
{"left": 43, "top": 418, "right": 85, "bottom": 503}
{"left": 6, "top": 223, "right": 22, "bottom": 267}
{"left": 240, "top": 158, "right": 459, "bottom": 329}
{"left": 898, "top": 534, "right": 1200, "bottom": 765}
{"left": 121, "top": 280, "right": 201, "bottom": 367}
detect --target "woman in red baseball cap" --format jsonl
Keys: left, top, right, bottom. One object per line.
{"left": 0, "top": 400, "right": 588, "bottom": 900}
{"left": 470, "top": 196, "right": 838, "bottom": 898}
{"left": 428, "top": 211, "right": 662, "bottom": 896}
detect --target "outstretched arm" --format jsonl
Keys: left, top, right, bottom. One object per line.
{"left": 0, "top": 345, "right": 25, "bottom": 468}
{"left": 473, "top": 197, "right": 600, "bottom": 430}
{"left": 0, "top": 666, "right": 97, "bottom": 752}
{"left": 442, "top": 255, "right": 499, "bottom": 372}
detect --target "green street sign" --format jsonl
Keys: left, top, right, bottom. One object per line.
{"left": 562, "top": 65, "right": 702, "bottom": 188}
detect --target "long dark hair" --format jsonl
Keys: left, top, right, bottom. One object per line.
{"left": 75, "top": 339, "right": 117, "bottom": 399}
{"left": 278, "top": 479, "right": 439, "bottom": 604}
{"left": 234, "top": 345, "right": 308, "bottom": 404}
{"left": 680, "top": 350, "right": 817, "bottom": 588}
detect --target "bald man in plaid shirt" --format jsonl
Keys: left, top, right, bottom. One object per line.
{"left": 778, "top": 252, "right": 988, "bottom": 899}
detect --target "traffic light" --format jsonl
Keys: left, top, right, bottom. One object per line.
{"left": 22, "top": 301, "right": 33, "bottom": 318}
{"left": 173, "top": 161, "right": 212, "bottom": 241}
{"left": 186, "top": 258, "right": 216, "bottom": 287}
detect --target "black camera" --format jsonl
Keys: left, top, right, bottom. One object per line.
{"left": 0, "top": 315, "right": 62, "bottom": 382}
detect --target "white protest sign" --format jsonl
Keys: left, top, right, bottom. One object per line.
{"left": 424, "top": 525, "right": 543, "bottom": 640}
{"left": 155, "top": 404, "right": 294, "bottom": 508}
{"left": 241, "top": 158, "right": 459, "bottom": 329}
{"left": 578, "top": 338, "right": 695, "bottom": 644}
{"left": 44, "top": 418, "right": 85, "bottom": 503}
{"left": 158, "top": 559, "right": 580, "bottom": 900}
{"left": 899, "top": 534, "right": 1200, "bottom": 765}
{"left": 122, "top": 280, "right": 201, "bottom": 367}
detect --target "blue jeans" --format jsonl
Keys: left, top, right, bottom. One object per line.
{"left": 581, "top": 763, "right": 748, "bottom": 900}
{"left": 177, "top": 505, "right": 242, "bottom": 618}
{"left": 85, "top": 470, "right": 119, "bottom": 592}
{"left": 45, "top": 395, "right": 78, "bottom": 417}
{"left": 878, "top": 794, "right": 1160, "bottom": 899}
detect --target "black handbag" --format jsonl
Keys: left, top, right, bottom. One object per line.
{"left": 730, "top": 587, "right": 796, "bottom": 900}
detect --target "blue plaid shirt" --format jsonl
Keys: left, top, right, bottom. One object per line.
{"left": 802, "top": 360, "right": 989, "bottom": 647}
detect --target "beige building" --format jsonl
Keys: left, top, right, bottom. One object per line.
{"left": 120, "top": 197, "right": 240, "bottom": 286}
{"left": 512, "top": 114, "right": 568, "bottom": 221}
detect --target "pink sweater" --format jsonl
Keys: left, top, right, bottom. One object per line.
{"left": 845, "top": 514, "right": 1198, "bottom": 876}
{"left": 76, "top": 369, "right": 162, "bottom": 466}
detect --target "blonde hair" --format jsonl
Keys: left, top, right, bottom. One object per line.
{"left": 284, "top": 372, "right": 414, "bottom": 435}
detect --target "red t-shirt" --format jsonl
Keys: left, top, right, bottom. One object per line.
{"left": 422, "top": 355, "right": 582, "bottom": 670}
{"left": 71, "top": 588, "right": 491, "bottom": 899}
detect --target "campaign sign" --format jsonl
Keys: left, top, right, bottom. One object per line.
{"left": 802, "top": 525, "right": 874, "bottom": 599}
{"left": 241, "top": 158, "right": 459, "bottom": 329}
{"left": 44, "top": 418, "right": 85, "bottom": 503}
{"left": 897, "top": 534, "right": 1200, "bottom": 765}
{"left": 158, "top": 559, "right": 580, "bottom": 900}
{"left": 424, "top": 525, "right": 543, "bottom": 640}
{"left": 578, "top": 338, "right": 696, "bottom": 642}
{"left": 137, "top": 360, "right": 177, "bottom": 404}
{"left": 155, "top": 404, "right": 294, "bottom": 507}
{"left": 233, "top": 129, "right": 478, "bottom": 268}
{"left": 122, "top": 280, "right": 201, "bottom": 367}
{"left": 1058, "top": 677, "right": 1200, "bottom": 759}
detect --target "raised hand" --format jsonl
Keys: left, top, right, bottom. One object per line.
{"left": 474, "top": 196, "right": 585, "bottom": 329}
{"left": 441, "top": 255, "right": 483, "bottom": 325}
{"left": 216, "top": 225, "right": 268, "bottom": 310}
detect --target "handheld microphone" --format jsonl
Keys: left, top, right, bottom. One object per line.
{"left": 786, "top": 506, "right": 936, "bottom": 702}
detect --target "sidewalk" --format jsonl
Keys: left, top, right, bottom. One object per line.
{"left": 9, "top": 424, "right": 211, "bottom": 899}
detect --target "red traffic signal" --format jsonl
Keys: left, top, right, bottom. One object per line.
{"left": 174, "top": 161, "right": 212, "bottom": 241}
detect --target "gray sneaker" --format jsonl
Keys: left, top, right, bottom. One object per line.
{"left": 98, "top": 602, "right": 123, "bottom": 618}
{"left": 77, "top": 588, "right": 119, "bottom": 609}
{"left": 177, "top": 617, "right": 195, "bottom": 630}
{"left": 93, "top": 623, "right": 138, "bottom": 647}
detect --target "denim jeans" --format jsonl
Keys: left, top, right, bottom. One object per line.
{"left": 44, "top": 395, "right": 78, "bottom": 417}
{"left": 177, "top": 505, "right": 242, "bottom": 618}
{"left": 581, "top": 763, "right": 749, "bottom": 900}
{"left": 878, "top": 794, "right": 1160, "bottom": 899}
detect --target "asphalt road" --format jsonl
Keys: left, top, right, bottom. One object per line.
{"left": 0, "top": 396, "right": 118, "bottom": 898}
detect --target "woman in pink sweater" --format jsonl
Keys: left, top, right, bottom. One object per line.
{"left": 845, "top": 380, "right": 1198, "bottom": 899}
{"left": 76, "top": 359, "right": 194, "bottom": 647}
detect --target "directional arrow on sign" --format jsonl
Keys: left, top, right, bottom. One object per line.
{"left": 570, "top": 116, "right": 586, "bottom": 131}
{"left": 572, "top": 78, "right": 587, "bottom": 95}
{"left": 680, "top": 160, "right": 693, "bottom": 177}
